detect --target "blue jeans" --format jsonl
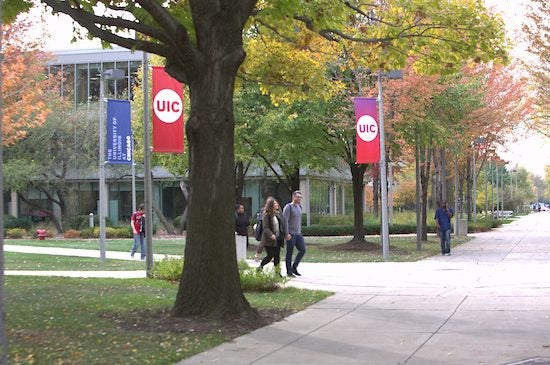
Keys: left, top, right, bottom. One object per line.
{"left": 131, "top": 233, "right": 146, "bottom": 259}
{"left": 439, "top": 228, "right": 451, "bottom": 254}
{"left": 286, "top": 234, "right": 306, "bottom": 274}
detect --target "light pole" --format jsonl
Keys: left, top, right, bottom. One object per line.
{"left": 472, "top": 137, "right": 485, "bottom": 225}
{"left": 377, "top": 70, "right": 402, "bottom": 259}
{"left": 98, "top": 69, "right": 126, "bottom": 261}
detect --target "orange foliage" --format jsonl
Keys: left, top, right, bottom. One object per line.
{"left": 2, "top": 19, "right": 55, "bottom": 146}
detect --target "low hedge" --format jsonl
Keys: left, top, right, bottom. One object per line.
{"left": 302, "top": 223, "right": 439, "bottom": 236}
{"left": 80, "top": 227, "right": 132, "bottom": 239}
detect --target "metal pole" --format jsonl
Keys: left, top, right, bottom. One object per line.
{"left": 454, "top": 155, "right": 462, "bottom": 236}
{"left": 483, "top": 165, "right": 490, "bottom": 222}
{"left": 143, "top": 53, "right": 154, "bottom": 275}
{"left": 388, "top": 161, "right": 394, "bottom": 226}
{"left": 473, "top": 147, "right": 477, "bottom": 224}
{"left": 378, "top": 72, "right": 390, "bottom": 259}
{"left": 131, "top": 161, "right": 136, "bottom": 214}
{"left": 99, "top": 72, "right": 107, "bottom": 261}
{"left": 0, "top": 0, "right": 9, "bottom": 359}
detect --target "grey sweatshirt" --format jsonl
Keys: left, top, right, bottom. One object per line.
{"left": 283, "top": 203, "right": 302, "bottom": 235}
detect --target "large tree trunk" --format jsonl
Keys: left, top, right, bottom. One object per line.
{"left": 235, "top": 161, "right": 246, "bottom": 202}
{"left": 173, "top": 11, "right": 254, "bottom": 318}
{"left": 372, "top": 168, "right": 380, "bottom": 218}
{"left": 419, "top": 144, "right": 432, "bottom": 241}
{"left": 466, "top": 155, "right": 472, "bottom": 221}
{"left": 415, "top": 137, "right": 422, "bottom": 250}
{"left": 350, "top": 163, "right": 367, "bottom": 242}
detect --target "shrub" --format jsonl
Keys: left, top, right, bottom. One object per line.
{"left": 4, "top": 215, "right": 32, "bottom": 230}
{"left": 6, "top": 228, "right": 27, "bottom": 238}
{"left": 63, "top": 229, "right": 81, "bottom": 239}
{"left": 302, "top": 223, "right": 438, "bottom": 236}
{"left": 150, "top": 256, "right": 184, "bottom": 281}
{"left": 150, "top": 258, "right": 287, "bottom": 291}
{"left": 238, "top": 261, "right": 287, "bottom": 292}
{"left": 80, "top": 227, "right": 98, "bottom": 238}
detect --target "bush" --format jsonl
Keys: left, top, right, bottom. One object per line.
{"left": 4, "top": 215, "right": 32, "bottom": 230}
{"left": 150, "top": 256, "right": 184, "bottom": 281}
{"left": 80, "top": 227, "right": 97, "bottom": 238}
{"left": 63, "top": 229, "right": 81, "bottom": 239}
{"left": 238, "top": 261, "right": 287, "bottom": 292}
{"left": 79, "top": 227, "right": 131, "bottom": 239}
{"left": 150, "top": 258, "right": 287, "bottom": 291}
{"left": 6, "top": 228, "right": 27, "bottom": 238}
{"left": 301, "top": 222, "right": 439, "bottom": 236}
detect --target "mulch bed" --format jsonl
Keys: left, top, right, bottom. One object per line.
{"left": 100, "top": 307, "right": 295, "bottom": 338}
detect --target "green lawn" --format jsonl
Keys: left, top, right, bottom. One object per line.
{"left": 5, "top": 238, "right": 186, "bottom": 256}
{"left": 6, "top": 277, "right": 331, "bottom": 365}
{"left": 5, "top": 252, "right": 145, "bottom": 271}
{"left": 6, "top": 234, "right": 472, "bottom": 263}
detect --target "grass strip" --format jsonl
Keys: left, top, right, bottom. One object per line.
{"left": 6, "top": 276, "right": 331, "bottom": 365}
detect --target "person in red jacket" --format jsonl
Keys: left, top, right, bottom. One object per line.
{"left": 130, "top": 203, "right": 146, "bottom": 260}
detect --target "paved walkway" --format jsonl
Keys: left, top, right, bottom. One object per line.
{"left": 177, "top": 213, "right": 550, "bottom": 365}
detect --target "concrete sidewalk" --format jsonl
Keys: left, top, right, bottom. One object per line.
{"left": 177, "top": 213, "right": 550, "bottom": 365}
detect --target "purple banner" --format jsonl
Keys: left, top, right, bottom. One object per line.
{"left": 106, "top": 99, "right": 132, "bottom": 164}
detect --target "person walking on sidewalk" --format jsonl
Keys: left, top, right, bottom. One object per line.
{"left": 283, "top": 190, "right": 306, "bottom": 277}
{"left": 435, "top": 200, "right": 454, "bottom": 256}
{"left": 130, "top": 203, "right": 146, "bottom": 260}
{"left": 235, "top": 203, "right": 250, "bottom": 248}
{"left": 257, "top": 197, "right": 286, "bottom": 276}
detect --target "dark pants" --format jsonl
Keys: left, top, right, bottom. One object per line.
{"left": 260, "top": 245, "right": 280, "bottom": 267}
{"left": 439, "top": 228, "right": 451, "bottom": 254}
{"left": 286, "top": 234, "right": 306, "bottom": 274}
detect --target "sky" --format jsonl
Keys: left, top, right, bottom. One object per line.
{"left": 27, "top": 1, "right": 549, "bottom": 177}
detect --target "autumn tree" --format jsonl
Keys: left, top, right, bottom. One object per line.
{"left": 0, "top": 3, "right": 38, "bottom": 364}
{"left": 2, "top": 19, "right": 53, "bottom": 146}
{"left": 522, "top": 0, "right": 549, "bottom": 137}
{"left": 26, "top": 0, "right": 509, "bottom": 319}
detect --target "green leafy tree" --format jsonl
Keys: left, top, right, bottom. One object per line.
{"left": 4, "top": 103, "right": 100, "bottom": 233}
{"left": 22, "top": 0, "right": 508, "bottom": 319}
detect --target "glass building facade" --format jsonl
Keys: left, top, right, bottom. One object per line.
{"left": 47, "top": 48, "right": 144, "bottom": 104}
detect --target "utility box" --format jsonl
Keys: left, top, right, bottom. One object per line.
{"left": 235, "top": 234, "right": 247, "bottom": 261}
{"left": 456, "top": 219, "right": 468, "bottom": 236}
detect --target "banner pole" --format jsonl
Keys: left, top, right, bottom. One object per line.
{"left": 143, "top": 53, "right": 154, "bottom": 275}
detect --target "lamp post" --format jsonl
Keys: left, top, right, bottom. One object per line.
{"left": 377, "top": 70, "right": 402, "bottom": 260}
{"left": 98, "top": 69, "right": 126, "bottom": 261}
{"left": 472, "top": 137, "right": 485, "bottom": 225}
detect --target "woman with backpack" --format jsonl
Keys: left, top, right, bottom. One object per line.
{"left": 257, "top": 197, "right": 286, "bottom": 276}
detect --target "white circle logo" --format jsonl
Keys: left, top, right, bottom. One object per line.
{"left": 356, "top": 115, "right": 378, "bottom": 142}
{"left": 153, "top": 89, "right": 183, "bottom": 124}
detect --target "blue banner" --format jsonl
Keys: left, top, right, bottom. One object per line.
{"left": 106, "top": 99, "right": 132, "bottom": 164}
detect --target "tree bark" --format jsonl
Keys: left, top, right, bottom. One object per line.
{"left": 372, "top": 168, "right": 380, "bottom": 218}
{"left": 173, "top": 8, "right": 255, "bottom": 318}
{"left": 235, "top": 161, "right": 246, "bottom": 202}
{"left": 419, "top": 143, "right": 432, "bottom": 241}
{"left": 350, "top": 163, "right": 367, "bottom": 242}
{"left": 466, "top": 155, "right": 472, "bottom": 221}
{"left": 152, "top": 202, "right": 176, "bottom": 235}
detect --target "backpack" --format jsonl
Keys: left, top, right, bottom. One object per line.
{"left": 254, "top": 218, "right": 263, "bottom": 241}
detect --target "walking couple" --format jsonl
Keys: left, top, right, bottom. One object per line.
{"left": 257, "top": 191, "right": 306, "bottom": 278}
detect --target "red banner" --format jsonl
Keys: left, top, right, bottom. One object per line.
{"left": 354, "top": 97, "right": 380, "bottom": 164}
{"left": 152, "top": 66, "right": 185, "bottom": 153}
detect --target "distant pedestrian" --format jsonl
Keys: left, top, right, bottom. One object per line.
{"left": 435, "top": 200, "right": 454, "bottom": 256}
{"left": 257, "top": 197, "right": 285, "bottom": 276}
{"left": 235, "top": 203, "right": 250, "bottom": 248}
{"left": 283, "top": 190, "right": 306, "bottom": 277}
{"left": 130, "top": 203, "right": 146, "bottom": 260}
